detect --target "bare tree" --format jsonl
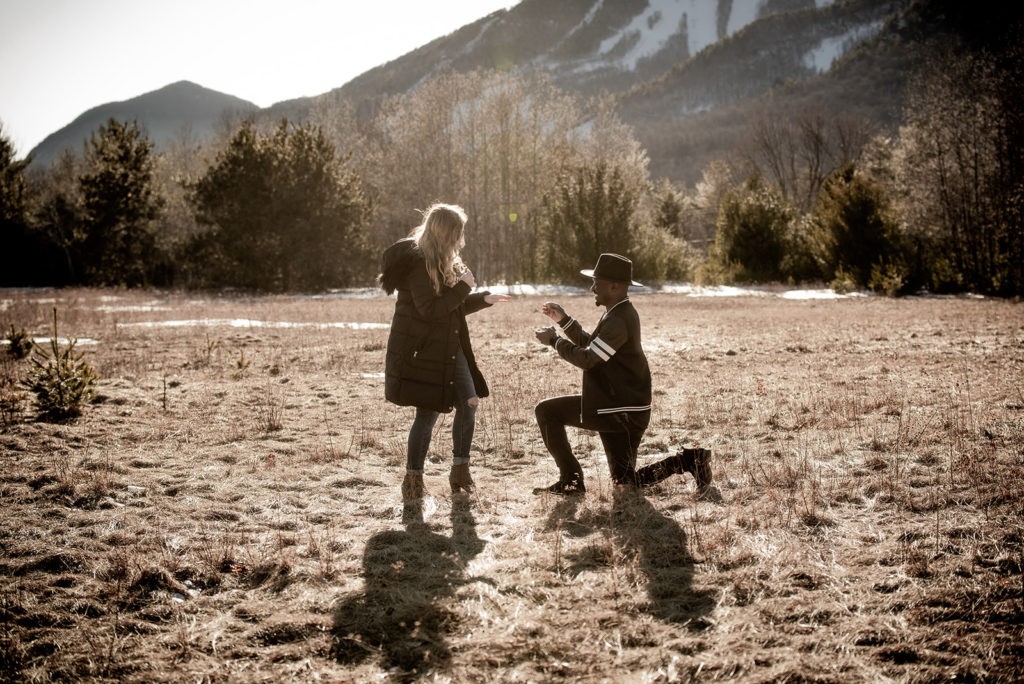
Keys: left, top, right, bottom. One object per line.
{"left": 894, "top": 50, "right": 1023, "bottom": 294}
{"left": 319, "top": 69, "right": 653, "bottom": 284}
{"left": 359, "top": 70, "right": 584, "bottom": 284}
{"left": 684, "top": 158, "right": 737, "bottom": 252}
{"left": 746, "top": 108, "right": 875, "bottom": 213}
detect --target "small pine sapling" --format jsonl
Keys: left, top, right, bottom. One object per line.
{"left": 23, "top": 307, "right": 98, "bottom": 422}
{"left": 5, "top": 325, "right": 32, "bottom": 359}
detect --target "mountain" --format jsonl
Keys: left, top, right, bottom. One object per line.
{"left": 27, "top": 81, "right": 258, "bottom": 168}
{"left": 261, "top": 0, "right": 919, "bottom": 184}
{"left": 263, "top": 0, "right": 829, "bottom": 123}
{"left": 26, "top": 0, "right": 1016, "bottom": 184}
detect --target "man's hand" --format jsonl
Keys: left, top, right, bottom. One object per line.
{"left": 535, "top": 326, "right": 557, "bottom": 347}
{"left": 541, "top": 302, "right": 567, "bottom": 324}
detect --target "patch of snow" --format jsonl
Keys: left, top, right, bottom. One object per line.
{"left": 657, "top": 284, "right": 867, "bottom": 299}
{"left": 307, "top": 288, "right": 387, "bottom": 300}
{"left": 803, "top": 20, "right": 884, "bottom": 73}
{"left": 457, "top": 15, "right": 502, "bottom": 60}
{"left": 118, "top": 319, "right": 389, "bottom": 330}
{"left": 2, "top": 337, "right": 101, "bottom": 346}
{"left": 561, "top": 0, "right": 606, "bottom": 45}
{"left": 485, "top": 284, "right": 589, "bottom": 297}
{"left": 29, "top": 298, "right": 56, "bottom": 305}
{"left": 680, "top": 102, "right": 713, "bottom": 115}
{"left": 658, "top": 284, "right": 772, "bottom": 297}
{"left": 780, "top": 289, "right": 866, "bottom": 300}
{"left": 598, "top": 0, "right": 693, "bottom": 70}
{"left": 294, "top": 284, "right": 870, "bottom": 300}
{"left": 594, "top": 0, "right": 769, "bottom": 71}
{"left": 726, "top": 0, "right": 767, "bottom": 37}
{"left": 96, "top": 304, "right": 173, "bottom": 313}
{"left": 559, "top": 59, "right": 606, "bottom": 76}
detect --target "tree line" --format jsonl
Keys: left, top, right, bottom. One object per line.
{"left": 2, "top": 48, "right": 1021, "bottom": 295}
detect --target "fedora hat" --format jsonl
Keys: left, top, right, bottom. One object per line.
{"left": 580, "top": 253, "right": 643, "bottom": 287}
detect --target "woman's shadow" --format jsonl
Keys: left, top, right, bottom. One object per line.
{"left": 552, "top": 488, "right": 715, "bottom": 628}
{"left": 331, "top": 497, "right": 484, "bottom": 678}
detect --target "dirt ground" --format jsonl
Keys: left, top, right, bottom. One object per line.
{"left": 1, "top": 287, "right": 1022, "bottom": 682}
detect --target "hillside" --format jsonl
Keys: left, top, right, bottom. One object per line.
{"left": 27, "top": 81, "right": 258, "bottom": 168}
{"left": 262, "top": 0, "right": 916, "bottom": 185}
{"left": 24, "top": 0, "right": 1020, "bottom": 185}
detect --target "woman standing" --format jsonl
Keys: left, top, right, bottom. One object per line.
{"left": 379, "top": 203, "right": 509, "bottom": 501}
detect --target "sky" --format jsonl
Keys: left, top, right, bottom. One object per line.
{"left": 0, "top": 0, "right": 517, "bottom": 157}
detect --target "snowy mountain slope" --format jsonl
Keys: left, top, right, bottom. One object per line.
{"left": 28, "top": 0, "right": 956, "bottom": 186}
{"left": 250, "top": 0, "right": 919, "bottom": 186}
{"left": 615, "top": 0, "right": 902, "bottom": 122}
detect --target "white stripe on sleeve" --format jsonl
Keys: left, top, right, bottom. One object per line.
{"left": 590, "top": 336, "right": 615, "bottom": 361}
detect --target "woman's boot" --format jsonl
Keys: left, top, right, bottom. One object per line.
{"left": 449, "top": 462, "right": 474, "bottom": 493}
{"left": 401, "top": 471, "right": 424, "bottom": 501}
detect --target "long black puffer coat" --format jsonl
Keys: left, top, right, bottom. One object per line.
{"left": 380, "top": 238, "right": 492, "bottom": 413}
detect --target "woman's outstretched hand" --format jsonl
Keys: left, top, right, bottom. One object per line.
{"left": 483, "top": 294, "right": 512, "bottom": 305}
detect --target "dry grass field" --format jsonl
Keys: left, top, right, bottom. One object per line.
{"left": 1, "top": 287, "right": 1022, "bottom": 683}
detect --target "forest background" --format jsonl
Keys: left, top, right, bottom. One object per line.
{"left": 1, "top": 0, "right": 1022, "bottom": 297}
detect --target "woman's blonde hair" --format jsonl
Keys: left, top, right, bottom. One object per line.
{"left": 411, "top": 203, "right": 467, "bottom": 294}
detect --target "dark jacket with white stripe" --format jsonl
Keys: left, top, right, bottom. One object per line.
{"left": 552, "top": 298, "right": 651, "bottom": 420}
{"left": 380, "top": 238, "right": 492, "bottom": 413}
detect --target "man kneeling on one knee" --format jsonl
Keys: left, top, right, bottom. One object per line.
{"left": 533, "top": 253, "right": 716, "bottom": 497}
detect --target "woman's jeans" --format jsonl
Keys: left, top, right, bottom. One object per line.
{"left": 406, "top": 346, "right": 477, "bottom": 472}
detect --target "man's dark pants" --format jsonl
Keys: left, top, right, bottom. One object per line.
{"left": 535, "top": 395, "right": 653, "bottom": 486}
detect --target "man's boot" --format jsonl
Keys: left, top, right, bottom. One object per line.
{"left": 681, "top": 448, "right": 713, "bottom": 490}
{"left": 532, "top": 474, "right": 585, "bottom": 496}
{"left": 401, "top": 471, "right": 424, "bottom": 501}
{"left": 682, "top": 447, "right": 723, "bottom": 502}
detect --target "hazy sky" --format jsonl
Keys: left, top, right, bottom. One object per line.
{"left": 0, "top": 0, "right": 517, "bottom": 157}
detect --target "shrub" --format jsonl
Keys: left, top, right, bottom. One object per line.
{"left": 631, "top": 224, "right": 700, "bottom": 284}
{"left": 707, "top": 173, "right": 795, "bottom": 283}
{"left": 5, "top": 325, "right": 32, "bottom": 359}
{"left": 829, "top": 266, "right": 859, "bottom": 295}
{"left": 810, "top": 164, "right": 903, "bottom": 289}
{"left": 0, "top": 363, "right": 24, "bottom": 426}
{"left": 869, "top": 261, "right": 908, "bottom": 297}
{"left": 23, "top": 308, "right": 98, "bottom": 422}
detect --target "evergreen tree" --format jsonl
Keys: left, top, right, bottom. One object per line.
{"left": 0, "top": 124, "right": 35, "bottom": 285}
{"left": 652, "top": 178, "right": 685, "bottom": 238}
{"left": 78, "top": 118, "right": 165, "bottom": 286}
{"left": 185, "top": 120, "right": 373, "bottom": 291}
{"left": 539, "top": 161, "right": 640, "bottom": 283}
{"left": 706, "top": 174, "right": 793, "bottom": 283}
{"left": 810, "top": 164, "right": 904, "bottom": 292}
{"left": 30, "top": 150, "right": 85, "bottom": 285}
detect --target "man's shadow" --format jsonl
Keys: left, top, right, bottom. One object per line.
{"left": 331, "top": 497, "right": 484, "bottom": 678}
{"left": 551, "top": 489, "right": 714, "bottom": 629}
